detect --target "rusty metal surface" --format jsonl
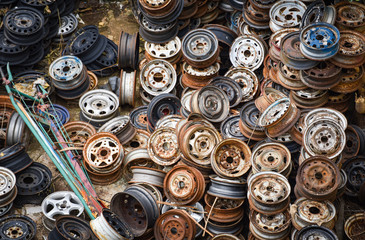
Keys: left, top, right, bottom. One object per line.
{"left": 296, "top": 156, "right": 340, "bottom": 202}
{"left": 154, "top": 209, "right": 196, "bottom": 240}
{"left": 164, "top": 164, "right": 205, "bottom": 205}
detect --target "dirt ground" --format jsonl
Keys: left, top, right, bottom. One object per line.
{"left": 19, "top": 1, "right": 142, "bottom": 238}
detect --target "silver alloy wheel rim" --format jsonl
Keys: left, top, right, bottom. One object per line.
{"left": 140, "top": 59, "right": 177, "bottom": 96}
{"left": 269, "top": 0, "right": 307, "bottom": 32}
{"left": 230, "top": 35, "right": 265, "bottom": 71}
{"left": 41, "top": 191, "right": 84, "bottom": 228}
{"left": 79, "top": 89, "right": 119, "bottom": 119}
{"left": 145, "top": 36, "right": 181, "bottom": 59}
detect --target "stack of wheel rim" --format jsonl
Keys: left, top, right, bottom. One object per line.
{"left": 64, "top": 25, "right": 119, "bottom": 77}
{"left": 181, "top": 28, "right": 220, "bottom": 89}
{"left": 79, "top": 89, "right": 120, "bottom": 128}
{"left": 2, "top": 6, "right": 47, "bottom": 69}
{"left": 247, "top": 171, "right": 292, "bottom": 239}
{"left": 0, "top": 167, "right": 17, "bottom": 210}
{"left": 137, "top": 0, "right": 183, "bottom": 43}
{"left": 53, "top": 13, "right": 79, "bottom": 45}
{"left": 139, "top": 59, "right": 178, "bottom": 102}
{"left": 49, "top": 56, "right": 90, "bottom": 100}
{"left": 242, "top": 0, "right": 275, "bottom": 31}
{"left": 83, "top": 133, "right": 124, "bottom": 185}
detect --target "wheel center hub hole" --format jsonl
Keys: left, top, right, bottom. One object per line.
{"left": 344, "top": 41, "right": 353, "bottom": 48}
{"left": 268, "top": 156, "right": 275, "bottom": 162}
{"left": 266, "top": 186, "right": 273, "bottom": 191}
{"left": 171, "top": 227, "right": 178, "bottom": 235}
{"left": 309, "top": 206, "right": 320, "bottom": 214}
{"left": 178, "top": 181, "right": 185, "bottom": 188}
{"left": 153, "top": 72, "right": 164, "bottom": 82}
{"left": 226, "top": 156, "right": 234, "bottom": 164}
{"left": 20, "top": 19, "right": 29, "bottom": 25}
{"left": 196, "top": 42, "right": 205, "bottom": 51}
{"left": 162, "top": 142, "right": 170, "bottom": 151}
{"left": 346, "top": 140, "right": 353, "bottom": 148}
{"left": 81, "top": 39, "right": 87, "bottom": 45}
{"left": 162, "top": 108, "right": 170, "bottom": 115}
{"left": 130, "top": 141, "right": 140, "bottom": 148}
{"left": 23, "top": 176, "right": 34, "bottom": 184}
{"left": 244, "top": 50, "right": 251, "bottom": 57}
{"left": 60, "top": 201, "right": 67, "bottom": 209}
{"left": 63, "top": 66, "right": 70, "bottom": 72}
{"left": 315, "top": 172, "right": 323, "bottom": 180}
{"left": 285, "top": 15, "right": 293, "bottom": 20}
{"left": 316, "top": 35, "right": 324, "bottom": 41}
{"left": 320, "top": 136, "right": 328, "bottom": 143}
{"left": 200, "top": 141, "right": 207, "bottom": 148}
{"left": 100, "top": 149, "right": 108, "bottom": 157}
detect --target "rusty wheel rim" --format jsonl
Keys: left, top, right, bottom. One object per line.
{"left": 300, "top": 61, "right": 342, "bottom": 90}
{"left": 251, "top": 142, "right": 291, "bottom": 175}
{"left": 290, "top": 88, "right": 329, "bottom": 109}
{"left": 182, "top": 62, "right": 220, "bottom": 89}
{"left": 204, "top": 194, "right": 244, "bottom": 223}
{"left": 140, "top": 59, "right": 177, "bottom": 96}
{"left": 255, "top": 87, "right": 286, "bottom": 113}
{"left": 225, "top": 68, "right": 259, "bottom": 102}
{"left": 303, "top": 119, "right": 345, "bottom": 159}
{"left": 331, "top": 66, "right": 364, "bottom": 93}
{"left": 269, "top": 28, "right": 299, "bottom": 61}
{"left": 343, "top": 126, "right": 361, "bottom": 160}
{"left": 293, "top": 197, "right": 336, "bottom": 230}
{"left": 280, "top": 32, "right": 318, "bottom": 70}
{"left": 182, "top": 124, "right": 222, "bottom": 165}
{"left": 304, "top": 107, "right": 347, "bottom": 130}
{"left": 249, "top": 209, "right": 291, "bottom": 239}
{"left": 277, "top": 62, "right": 307, "bottom": 90}
{"left": 248, "top": 172, "right": 291, "bottom": 206}
{"left": 335, "top": 2, "right": 365, "bottom": 28}
{"left": 258, "top": 98, "right": 300, "bottom": 138}
{"left": 63, "top": 121, "right": 96, "bottom": 147}
{"left": 154, "top": 209, "right": 196, "bottom": 240}
{"left": 164, "top": 165, "right": 205, "bottom": 205}
{"left": 345, "top": 213, "right": 365, "bottom": 240}
{"left": 147, "top": 127, "right": 180, "bottom": 166}
{"left": 123, "top": 129, "right": 150, "bottom": 153}
{"left": 211, "top": 138, "right": 252, "bottom": 178}
{"left": 87, "top": 71, "right": 98, "bottom": 90}
{"left": 296, "top": 156, "right": 340, "bottom": 201}
{"left": 289, "top": 109, "right": 309, "bottom": 145}
{"left": 329, "top": 30, "right": 365, "bottom": 68}
{"left": 83, "top": 132, "right": 121, "bottom": 169}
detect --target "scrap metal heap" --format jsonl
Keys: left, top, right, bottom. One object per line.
{"left": 0, "top": 0, "right": 365, "bottom": 239}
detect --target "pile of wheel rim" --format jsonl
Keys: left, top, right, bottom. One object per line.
{"left": 1, "top": 0, "right": 365, "bottom": 239}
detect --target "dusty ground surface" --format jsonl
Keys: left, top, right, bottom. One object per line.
{"left": 18, "top": 1, "right": 141, "bottom": 239}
